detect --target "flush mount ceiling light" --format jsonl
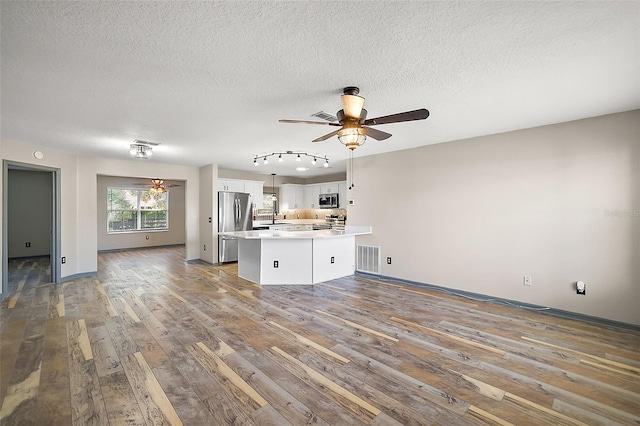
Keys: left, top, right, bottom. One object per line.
{"left": 280, "top": 86, "right": 430, "bottom": 151}
{"left": 253, "top": 151, "right": 329, "bottom": 168}
{"left": 129, "top": 139, "right": 159, "bottom": 159}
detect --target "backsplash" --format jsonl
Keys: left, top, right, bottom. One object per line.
{"left": 255, "top": 208, "right": 346, "bottom": 221}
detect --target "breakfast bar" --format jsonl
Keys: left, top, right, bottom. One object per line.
{"left": 219, "top": 226, "right": 372, "bottom": 285}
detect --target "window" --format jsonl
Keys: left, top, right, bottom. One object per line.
{"left": 107, "top": 188, "right": 168, "bottom": 233}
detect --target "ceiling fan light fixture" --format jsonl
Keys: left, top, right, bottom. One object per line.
{"left": 338, "top": 127, "right": 366, "bottom": 150}
{"left": 341, "top": 93, "right": 365, "bottom": 119}
{"left": 150, "top": 186, "right": 167, "bottom": 194}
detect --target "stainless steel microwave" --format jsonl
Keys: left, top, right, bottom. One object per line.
{"left": 319, "top": 193, "right": 338, "bottom": 209}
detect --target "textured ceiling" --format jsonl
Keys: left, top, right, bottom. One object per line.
{"left": 1, "top": 1, "right": 639, "bottom": 177}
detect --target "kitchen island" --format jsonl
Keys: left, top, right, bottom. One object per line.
{"left": 219, "top": 226, "right": 371, "bottom": 285}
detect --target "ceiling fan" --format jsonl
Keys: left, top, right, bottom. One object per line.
{"left": 134, "top": 178, "right": 179, "bottom": 193}
{"left": 279, "top": 87, "right": 430, "bottom": 150}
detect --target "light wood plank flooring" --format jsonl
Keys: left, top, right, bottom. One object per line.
{"left": 1, "top": 246, "right": 639, "bottom": 425}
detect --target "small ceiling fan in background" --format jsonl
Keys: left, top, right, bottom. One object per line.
{"left": 279, "top": 86, "right": 430, "bottom": 150}
{"left": 133, "top": 178, "right": 180, "bottom": 193}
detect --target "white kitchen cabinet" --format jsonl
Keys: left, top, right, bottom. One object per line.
{"left": 280, "top": 184, "right": 304, "bottom": 210}
{"left": 294, "top": 186, "right": 304, "bottom": 209}
{"left": 338, "top": 181, "right": 347, "bottom": 208}
{"left": 218, "top": 179, "right": 264, "bottom": 209}
{"left": 320, "top": 183, "right": 337, "bottom": 194}
{"left": 245, "top": 181, "right": 264, "bottom": 209}
{"left": 217, "top": 179, "right": 245, "bottom": 192}
{"left": 304, "top": 184, "right": 321, "bottom": 209}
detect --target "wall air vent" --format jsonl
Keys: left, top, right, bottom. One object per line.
{"left": 356, "top": 245, "right": 380, "bottom": 274}
{"left": 311, "top": 111, "right": 338, "bottom": 122}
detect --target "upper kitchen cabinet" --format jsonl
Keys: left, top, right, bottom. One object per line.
{"left": 217, "top": 178, "right": 246, "bottom": 192}
{"left": 280, "top": 184, "right": 304, "bottom": 210}
{"left": 320, "top": 182, "right": 338, "bottom": 194}
{"left": 338, "top": 181, "right": 347, "bottom": 208}
{"left": 245, "top": 181, "right": 264, "bottom": 209}
{"left": 304, "top": 185, "right": 321, "bottom": 209}
{"left": 217, "top": 178, "right": 264, "bottom": 209}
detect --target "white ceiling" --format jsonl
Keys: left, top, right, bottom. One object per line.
{"left": 1, "top": 1, "right": 638, "bottom": 177}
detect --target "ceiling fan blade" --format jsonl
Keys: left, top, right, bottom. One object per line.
{"left": 341, "top": 94, "right": 365, "bottom": 119}
{"left": 363, "top": 108, "right": 430, "bottom": 126}
{"left": 279, "top": 119, "right": 341, "bottom": 126}
{"left": 363, "top": 126, "right": 392, "bottom": 141}
{"left": 312, "top": 129, "right": 341, "bottom": 142}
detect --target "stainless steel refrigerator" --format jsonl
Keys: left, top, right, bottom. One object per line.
{"left": 218, "top": 191, "right": 253, "bottom": 263}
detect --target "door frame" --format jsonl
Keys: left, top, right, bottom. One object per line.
{"left": 2, "top": 160, "right": 61, "bottom": 297}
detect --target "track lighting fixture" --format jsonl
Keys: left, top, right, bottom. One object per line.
{"left": 253, "top": 151, "right": 329, "bottom": 168}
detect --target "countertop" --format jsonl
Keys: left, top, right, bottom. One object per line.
{"left": 221, "top": 226, "right": 371, "bottom": 240}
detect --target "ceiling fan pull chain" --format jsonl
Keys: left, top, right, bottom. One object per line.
{"left": 349, "top": 150, "right": 355, "bottom": 190}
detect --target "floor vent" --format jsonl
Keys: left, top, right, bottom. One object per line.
{"left": 357, "top": 245, "right": 380, "bottom": 274}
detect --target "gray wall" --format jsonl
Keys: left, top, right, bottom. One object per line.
{"left": 349, "top": 110, "right": 640, "bottom": 325}
{"left": 97, "top": 175, "right": 186, "bottom": 251}
{"left": 7, "top": 169, "right": 52, "bottom": 258}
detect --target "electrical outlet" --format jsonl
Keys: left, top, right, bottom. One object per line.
{"left": 577, "top": 281, "right": 586, "bottom": 295}
{"left": 145, "top": 235, "right": 150, "bottom": 240}
{"left": 61, "top": 257, "right": 66, "bottom": 264}
{"left": 203, "top": 245, "right": 206, "bottom": 251}
{"left": 523, "top": 276, "right": 532, "bottom": 286}
{"left": 25, "top": 242, "right": 31, "bottom": 247}
{"left": 274, "top": 260, "right": 279, "bottom": 268}
{"left": 331, "top": 256, "right": 335, "bottom": 264}
{"left": 387, "top": 257, "right": 392, "bottom": 265}
{"left": 348, "top": 199, "right": 355, "bottom": 205}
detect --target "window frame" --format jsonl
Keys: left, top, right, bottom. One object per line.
{"left": 106, "top": 187, "right": 169, "bottom": 234}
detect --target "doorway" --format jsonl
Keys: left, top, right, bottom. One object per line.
{"left": 2, "top": 161, "right": 61, "bottom": 298}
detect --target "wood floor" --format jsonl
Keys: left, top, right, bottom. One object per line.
{"left": 1, "top": 247, "right": 639, "bottom": 425}
{"left": 6, "top": 256, "right": 51, "bottom": 294}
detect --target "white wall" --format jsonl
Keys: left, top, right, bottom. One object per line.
{"left": 7, "top": 169, "right": 52, "bottom": 257}
{"left": 77, "top": 156, "right": 200, "bottom": 272}
{"left": 96, "top": 175, "right": 186, "bottom": 251}
{"left": 349, "top": 110, "right": 640, "bottom": 325}
{"left": 1, "top": 140, "right": 200, "bottom": 283}
{"left": 199, "top": 164, "right": 217, "bottom": 264}
{"left": 2, "top": 141, "right": 79, "bottom": 281}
